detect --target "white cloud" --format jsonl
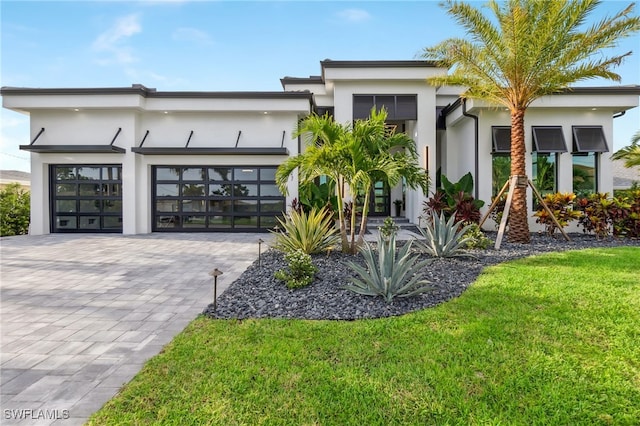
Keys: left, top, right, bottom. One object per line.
{"left": 172, "top": 27, "right": 213, "bottom": 46}
{"left": 92, "top": 14, "right": 142, "bottom": 65}
{"left": 336, "top": 8, "right": 372, "bottom": 23}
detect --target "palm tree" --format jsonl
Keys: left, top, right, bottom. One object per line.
{"left": 276, "top": 109, "right": 428, "bottom": 253}
{"left": 276, "top": 113, "right": 352, "bottom": 252}
{"left": 612, "top": 130, "right": 640, "bottom": 168}
{"left": 348, "top": 109, "right": 428, "bottom": 248}
{"left": 421, "top": 0, "right": 640, "bottom": 243}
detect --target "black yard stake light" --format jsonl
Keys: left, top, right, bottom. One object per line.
{"left": 257, "top": 238, "right": 264, "bottom": 268}
{"left": 209, "top": 268, "right": 223, "bottom": 311}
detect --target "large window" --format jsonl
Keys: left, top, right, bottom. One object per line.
{"left": 50, "top": 165, "right": 122, "bottom": 233}
{"left": 153, "top": 166, "right": 285, "bottom": 231}
{"left": 572, "top": 126, "right": 607, "bottom": 195}
{"left": 491, "top": 126, "right": 511, "bottom": 196}
{"left": 572, "top": 153, "right": 597, "bottom": 196}
{"left": 531, "top": 126, "right": 566, "bottom": 195}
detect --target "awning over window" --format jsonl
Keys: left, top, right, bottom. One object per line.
{"left": 19, "top": 127, "right": 126, "bottom": 153}
{"left": 491, "top": 126, "right": 511, "bottom": 153}
{"left": 572, "top": 126, "right": 609, "bottom": 153}
{"left": 131, "top": 147, "right": 288, "bottom": 155}
{"left": 131, "top": 129, "right": 289, "bottom": 155}
{"left": 532, "top": 126, "right": 567, "bottom": 153}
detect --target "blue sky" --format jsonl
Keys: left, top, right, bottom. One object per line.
{"left": 2, "top": 0, "right": 639, "bottom": 172}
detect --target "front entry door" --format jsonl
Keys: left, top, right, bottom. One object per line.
{"left": 369, "top": 180, "right": 390, "bottom": 216}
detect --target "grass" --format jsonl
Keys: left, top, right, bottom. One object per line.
{"left": 88, "top": 247, "right": 640, "bottom": 425}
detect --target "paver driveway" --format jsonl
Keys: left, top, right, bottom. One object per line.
{"left": 1, "top": 233, "right": 265, "bottom": 425}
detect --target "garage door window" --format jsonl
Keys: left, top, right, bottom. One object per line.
{"left": 153, "top": 166, "right": 285, "bottom": 231}
{"left": 50, "top": 165, "right": 122, "bottom": 233}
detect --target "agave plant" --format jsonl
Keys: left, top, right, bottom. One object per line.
{"left": 271, "top": 206, "right": 340, "bottom": 254}
{"left": 344, "top": 232, "right": 432, "bottom": 303}
{"left": 415, "top": 211, "right": 474, "bottom": 258}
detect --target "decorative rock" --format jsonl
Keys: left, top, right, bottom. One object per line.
{"left": 202, "top": 233, "right": 639, "bottom": 320}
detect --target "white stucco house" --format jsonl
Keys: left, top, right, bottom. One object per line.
{"left": 2, "top": 59, "right": 639, "bottom": 235}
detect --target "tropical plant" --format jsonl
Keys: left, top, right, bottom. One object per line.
{"left": 422, "top": 0, "right": 640, "bottom": 243}
{"left": 277, "top": 108, "right": 428, "bottom": 254}
{"left": 274, "top": 249, "right": 318, "bottom": 289}
{"left": 0, "top": 183, "right": 30, "bottom": 236}
{"left": 424, "top": 172, "right": 484, "bottom": 224}
{"left": 576, "top": 193, "right": 615, "bottom": 239}
{"left": 298, "top": 180, "right": 337, "bottom": 213}
{"left": 344, "top": 232, "right": 431, "bottom": 303}
{"left": 576, "top": 191, "right": 640, "bottom": 239}
{"left": 533, "top": 192, "right": 582, "bottom": 236}
{"left": 414, "top": 211, "right": 474, "bottom": 258}
{"left": 271, "top": 207, "right": 340, "bottom": 254}
{"left": 614, "top": 189, "right": 640, "bottom": 238}
{"left": 612, "top": 130, "right": 640, "bottom": 168}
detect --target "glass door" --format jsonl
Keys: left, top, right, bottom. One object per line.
{"left": 369, "top": 180, "right": 390, "bottom": 216}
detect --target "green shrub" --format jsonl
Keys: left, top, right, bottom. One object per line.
{"left": 345, "top": 232, "right": 431, "bottom": 303}
{"left": 533, "top": 192, "right": 581, "bottom": 236}
{"left": 415, "top": 211, "right": 474, "bottom": 258}
{"left": 0, "top": 183, "right": 30, "bottom": 236}
{"left": 274, "top": 249, "right": 318, "bottom": 289}
{"left": 271, "top": 206, "right": 340, "bottom": 254}
{"left": 463, "top": 223, "right": 491, "bottom": 249}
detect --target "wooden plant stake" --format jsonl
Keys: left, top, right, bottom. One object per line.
{"left": 479, "top": 175, "right": 571, "bottom": 250}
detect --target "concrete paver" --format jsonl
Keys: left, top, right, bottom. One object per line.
{"left": 1, "top": 233, "right": 265, "bottom": 425}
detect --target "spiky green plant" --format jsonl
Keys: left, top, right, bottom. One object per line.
{"left": 415, "top": 212, "right": 474, "bottom": 258}
{"left": 344, "top": 233, "right": 432, "bottom": 303}
{"left": 271, "top": 207, "right": 340, "bottom": 254}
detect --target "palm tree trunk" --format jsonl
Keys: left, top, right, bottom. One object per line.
{"left": 508, "top": 108, "right": 531, "bottom": 243}
{"left": 349, "top": 190, "right": 358, "bottom": 254}
{"left": 356, "top": 184, "right": 372, "bottom": 246}
{"left": 335, "top": 177, "right": 350, "bottom": 252}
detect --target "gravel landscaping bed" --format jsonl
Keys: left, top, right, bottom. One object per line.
{"left": 204, "top": 233, "right": 639, "bottom": 320}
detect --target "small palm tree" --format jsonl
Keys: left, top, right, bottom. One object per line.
{"left": 422, "top": 0, "right": 640, "bottom": 243}
{"left": 277, "top": 109, "right": 428, "bottom": 254}
{"left": 612, "top": 130, "right": 640, "bottom": 168}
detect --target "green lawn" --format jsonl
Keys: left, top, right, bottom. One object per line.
{"left": 88, "top": 247, "right": 640, "bottom": 425}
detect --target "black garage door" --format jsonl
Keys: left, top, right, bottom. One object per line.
{"left": 153, "top": 166, "right": 285, "bottom": 232}
{"left": 50, "top": 165, "right": 123, "bottom": 233}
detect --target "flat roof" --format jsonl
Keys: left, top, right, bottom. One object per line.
{"left": 320, "top": 59, "right": 438, "bottom": 68}
{"left": 1, "top": 85, "right": 314, "bottom": 100}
